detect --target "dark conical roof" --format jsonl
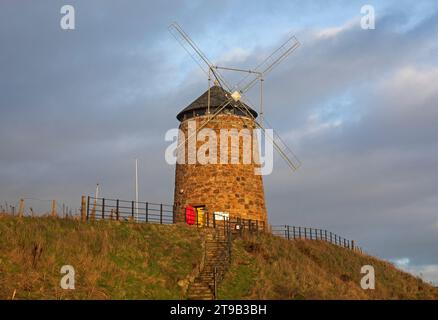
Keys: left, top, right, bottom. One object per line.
{"left": 176, "top": 85, "right": 258, "bottom": 121}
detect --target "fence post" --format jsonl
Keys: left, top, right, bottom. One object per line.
{"left": 160, "top": 203, "right": 163, "bottom": 224}
{"left": 102, "top": 198, "right": 105, "bottom": 220}
{"left": 304, "top": 227, "right": 307, "bottom": 239}
{"left": 131, "top": 201, "right": 135, "bottom": 220}
{"left": 223, "top": 218, "right": 226, "bottom": 237}
{"left": 292, "top": 226, "right": 296, "bottom": 239}
{"left": 324, "top": 230, "right": 327, "bottom": 241}
{"left": 319, "top": 229, "right": 323, "bottom": 240}
{"left": 330, "top": 232, "right": 333, "bottom": 243}
{"left": 351, "top": 240, "right": 355, "bottom": 250}
{"left": 213, "top": 212, "right": 216, "bottom": 228}
{"left": 298, "top": 227, "right": 301, "bottom": 239}
{"left": 81, "top": 196, "right": 87, "bottom": 222}
{"left": 51, "top": 200, "right": 57, "bottom": 217}
{"left": 18, "top": 198, "right": 25, "bottom": 218}
{"left": 116, "top": 199, "right": 119, "bottom": 221}
{"left": 87, "top": 196, "right": 90, "bottom": 220}
{"left": 256, "top": 219, "right": 259, "bottom": 232}
{"left": 204, "top": 209, "right": 209, "bottom": 228}
{"left": 287, "top": 225, "right": 290, "bottom": 240}
{"left": 146, "top": 202, "right": 149, "bottom": 223}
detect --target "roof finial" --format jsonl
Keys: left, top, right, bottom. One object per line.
{"left": 213, "top": 79, "right": 219, "bottom": 86}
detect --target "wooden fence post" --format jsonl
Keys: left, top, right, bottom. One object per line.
{"left": 287, "top": 225, "right": 290, "bottom": 240}
{"left": 18, "top": 198, "right": 25, "bottom": 218}
{"left": 81, "top": 196, "right": 87, "bottom": 222}
{"left": 87, "top": 196, "right": 90, "bottom": 220}
{"left": 51, "top": 200, "right": 57, "bottom": 217}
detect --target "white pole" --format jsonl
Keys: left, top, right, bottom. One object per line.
{"left": 135, "top": 159, "right": 139, "bottom": 221}
{"left": 95, "top": 183, "right": 99, "bottom": 199}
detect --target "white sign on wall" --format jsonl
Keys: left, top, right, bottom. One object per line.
{"left": 214, "top": 212, "right": 229, "bottom": 221}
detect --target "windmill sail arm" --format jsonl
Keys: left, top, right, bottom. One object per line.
{"left": 168, "top": 22, "right": 213, "bottom": 72}
{"left": 237, "top": 35, "right": 300, "bottom": 94}
{"left": 254, "top": 120, "right": 301, "bottom": 171}
{"left": 176, "top": 98, "right": 233, "bottom": 151}
{"left": 168, "top": 22, "right": 232, "bottom": 91}
{"left": 234, "top": 101, "right": 301, "bottom": 172}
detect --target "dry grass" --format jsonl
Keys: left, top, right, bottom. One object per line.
{"left": 0, "top": 215, "right": 202, "bottom": 300}
{"left": 218, "top": 232, "right": 438, "bottom": 300}
{"left": 1, "top": 214, "right": 436, "bottom": 300}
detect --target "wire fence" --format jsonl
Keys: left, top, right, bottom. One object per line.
{"left": 0, "top": 198, "right": 76, "bottom": 218}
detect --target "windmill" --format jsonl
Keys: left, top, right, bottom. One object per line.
{"left": 168, "top": 22, "right": 301, "bottom": 172}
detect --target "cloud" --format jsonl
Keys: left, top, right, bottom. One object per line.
{"left": 392, "top": 259, "right": 438, "bottom": 286}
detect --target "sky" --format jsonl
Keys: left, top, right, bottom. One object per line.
{"left": 1, "top": 0, "right": 437, "bottom": 285}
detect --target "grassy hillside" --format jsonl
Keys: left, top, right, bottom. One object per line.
{"left": 0, "top": 215, "right": 202, "bottom": 299}
{"left": 218, "top": 233, "right": 438, "bottom": 299}
{"left": 0, "top": 215, "right": 436, "bottom": 299}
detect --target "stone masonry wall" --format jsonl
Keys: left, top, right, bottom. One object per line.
{"left": 173, "top": 113, "right": 267, "bottom": 223}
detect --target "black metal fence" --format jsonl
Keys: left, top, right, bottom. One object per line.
{"left": 271, "top": 225, "right": 362, "bottom": 252}
{"left": 83, "top": 196, "right": 360, "bottom": 251}
{"left": 86, "top": 197, "right": 174, "bottom": 224}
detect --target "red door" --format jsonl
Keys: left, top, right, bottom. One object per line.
{"left": 185, "top": 205, "right": 195, "bottom": 225}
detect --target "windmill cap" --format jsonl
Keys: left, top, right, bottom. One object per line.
{"left": 176, "top": 85, "right": 258, "bottom": 121}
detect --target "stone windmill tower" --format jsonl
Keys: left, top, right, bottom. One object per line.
{"left": 169, "top": 22, "right": 301, "bottom": 226}
{"left": 173, "top": 85, "right": 267, "bottom": 223}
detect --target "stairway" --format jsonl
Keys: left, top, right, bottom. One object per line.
{"left": 187, "top": 228, "right": 230, "bottom": 300}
